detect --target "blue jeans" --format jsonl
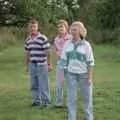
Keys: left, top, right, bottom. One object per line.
{"left": 56, "top": 60, "right": 64, "bottom": 105}
{"left": 67, "top": 72, "right": 93, "bottom": 120}
{"left": 29, "top": 63, "right": 50, "bottom": 105}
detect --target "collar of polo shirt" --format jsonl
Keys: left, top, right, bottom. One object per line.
{"left": 30, "top": 32, "right": 41, "bottom": 39}
{"left": 71, "top": 39, "right": 85, "bottom": 46}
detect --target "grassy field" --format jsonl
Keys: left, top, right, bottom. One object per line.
{"left": 0, "top": 44, "right": 120, "bottom": 120}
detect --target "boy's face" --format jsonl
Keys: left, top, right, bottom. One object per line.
{"left": 70, "top": 25, "right": 80, "bottom": 39}
{"left": 57, "top": 23, "right": 66, "bottom": 35}
{"left": 29, "top": 23, "right": 38, "bottom": 35}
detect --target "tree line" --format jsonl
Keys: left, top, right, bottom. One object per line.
{"left": 0, "top": 0, "right": 120, "bottom": 44}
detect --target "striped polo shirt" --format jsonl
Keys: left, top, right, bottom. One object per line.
{"left": 60, "top": 39, "right": 95, "bottom": 74}
{"left": 25, "top": 33, "right": 50, "bottom": 65}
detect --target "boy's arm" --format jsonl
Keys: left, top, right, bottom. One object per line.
{"left": 42, "top": 36, "right": 53, "bottom": 71}
{"left": 25, "top": 52, "right": 30, "bottom": 72}
{"left": 47, "top": 50, "right": 53, "bottom": 71}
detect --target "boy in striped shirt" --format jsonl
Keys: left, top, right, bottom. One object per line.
{"left": 25, "top": 19, "right": 52, "bottom": 107}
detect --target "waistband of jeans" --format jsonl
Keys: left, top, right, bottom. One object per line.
{"left": 30, "top": 61, "right": 47, "bottom": 66}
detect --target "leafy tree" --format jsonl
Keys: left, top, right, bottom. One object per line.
{"left": 96, "top": 0, "right": 120, "bottom": 29}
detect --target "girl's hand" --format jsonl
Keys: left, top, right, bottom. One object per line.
{"left": 88, "top": 79, "right": 92, "bottom": 85}
{"left": 48, "top": 64, "right": 52, "bottom": 72}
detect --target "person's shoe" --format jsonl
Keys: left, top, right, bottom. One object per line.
{"left": 31, "top": 102, "right": 40, "bottom": 107}
{"left": 44, "top": 103, "right": 53, "bottom": 109}
{"left": 54, "top": 104, "right": 67, "bottom": 109}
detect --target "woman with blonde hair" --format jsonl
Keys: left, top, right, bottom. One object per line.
{"left": 60, "top": 21, "right": 94, "bottom": 120}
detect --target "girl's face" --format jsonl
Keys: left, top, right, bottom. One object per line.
{"left": 70, "top": 25, "right": 80, "bottom": 40}
{"left": 29, "top": 23, "right": 38, "bottom": 35}
{"left": 57, "top": 23, "right": 67, "bottom": 35}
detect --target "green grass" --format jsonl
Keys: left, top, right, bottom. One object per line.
{"left": 0, "top": 44, "right": 120, "bottom": 120}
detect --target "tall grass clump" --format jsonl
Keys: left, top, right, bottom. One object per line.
{"left": 0, "top": 27, "right": 27, "bottom": 51}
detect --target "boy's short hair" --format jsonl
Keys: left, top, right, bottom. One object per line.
{"left": 57, "top": 19, "right": 69, "bottom": 30}
{"left": 29, "top": 19, "right": 39, "bottom": 25}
